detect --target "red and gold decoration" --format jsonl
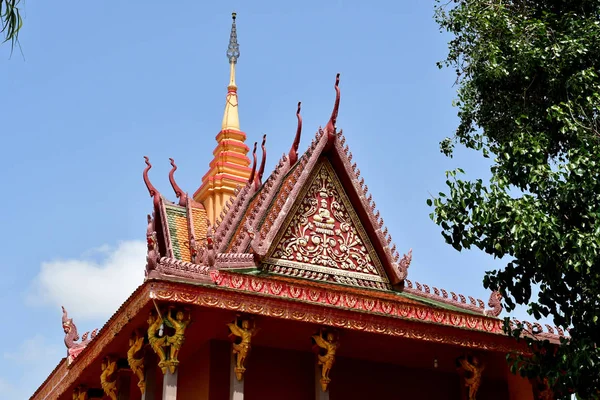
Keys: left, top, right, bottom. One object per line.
{"left": 267, "top": 159, "right": 389, "bottom": 289}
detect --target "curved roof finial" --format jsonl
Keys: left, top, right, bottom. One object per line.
{"left": 168, "top": 158, "right": 188, "bottom": 206}
{"left": 143, "top": 156, "right": 161, "bottom": 208}
{"left": 325, "top": 73, "right": 341, "bottom": 143}
{"left": 288, "top": 102, "right": 302, "bottom": 166}
{"left": 255, "top": 134, "right": 267, "bottom": 188}
{"left": 248, "top": 142, "right": 258, "bottom": 185}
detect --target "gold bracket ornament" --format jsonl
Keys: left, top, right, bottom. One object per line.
{"left": 456, "top": 354, "right": 485, "bottom": 400}
{"left": 227, "top": 315, "right": 259, "bottom": 381}
{"left": 147, "top": 306, "right": 191, "bottom": 375}
{"left": 72, "top": 385, "right": 88, "bottom": 400}
{"left": 147, "top": 310, "right": 168, "bottom": 374}
{"left": 164, "top": 305, "right": 191, "bottom": 374}
{"left": 100, "top": 356, "right": 118, "bottom": 400}
{"left": 127, "top": 328, "right": 146, "bottom": 394}
{"left": 312, "top": 328, "right": 339, "bottom": 392}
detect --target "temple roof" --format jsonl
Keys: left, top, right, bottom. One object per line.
{"left": 31, "top": 14, "right": 569, "bottom": 400}
{"left": 140, "top": 74, "right": 506, "bottom": 319}
{"left": 102, "top": 18, "right": 569, "bottom": 382}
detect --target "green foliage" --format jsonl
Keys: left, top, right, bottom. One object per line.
{"left": 432, "top": 0, "right": 600, "bottom": 397}
{"left": 1, "top": 0, "right": 22, "bottom": 52}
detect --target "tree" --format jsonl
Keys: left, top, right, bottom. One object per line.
{"left": 431, "top": 0, "right": 600, "bottom": 397}
{"left": 1, "top": 0, "right": 22, "bottom": 51}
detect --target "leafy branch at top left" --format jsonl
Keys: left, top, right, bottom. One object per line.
{"left": 1, "top": 0, "right": 22, "bottom": 52}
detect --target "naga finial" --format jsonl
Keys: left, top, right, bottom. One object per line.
{"left": 393, "top": 248, "right": 412, "bottom": 282}
{"left": 255, "top": 134, "right": 267, "bottom": 189}
{"left": 62, "top": 306, "right": 97, "bottom": 364}
{"left": 146, "top": 213, "right": 159, "bottom": 275}
{"left": 62, "top": 306, "right": 74, "bottom": 336}
{"left": 289, "top": 102, "right": 302, "bottom": 166}
{"left": 325, "top": 73, "right": 341, "bottom": 144}
{"left": 248, "top": 142, "right": 257, "bottom": 185}
{"left": 143, "top": 156, "right": 161, "bottom": 209}
{"left": 484, "top": 290, "right": 503, "bottom": 317}
{"left": 168, "top": 158, "right": 188, "bottom": 206}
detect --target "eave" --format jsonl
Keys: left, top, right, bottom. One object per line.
{"left": 31, "top": 270, "right": 566, "bottom": 400}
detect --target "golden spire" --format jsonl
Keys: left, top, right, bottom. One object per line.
{"left": 222, "top": 12, "right": 240, "bottom": 131}
{"left": 194, "top": 12, "right": 252, "bottom": 225}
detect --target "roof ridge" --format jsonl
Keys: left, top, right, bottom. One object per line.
{"left": 214, "top": 183, "right": 253, "bottom": 251}
{"left": 404, "top": 279, "right": 486, "bottom": 314}
{"left": 333, "top": 130, "right": 410, "bottom": 281}
{"left": 234, "top": 153, "right": 292, "bottom": 253}
{"left": 253, "top": 130, "right": 328, "bottom": 257}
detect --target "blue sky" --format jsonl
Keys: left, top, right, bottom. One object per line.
{"left": 0, "top": 1, "right": 540, "bottom": 398}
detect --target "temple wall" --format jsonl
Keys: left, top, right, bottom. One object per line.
{"left": 178, "top": 342, "right": 210, "bottom": 400}
{"left": 506, "top": 367, "right": 535, "bottom": 400}
{"left": 331, "top": 356, "right": 461, "bottom": 399}
{"left": 244, "top": 346, "right": 314, "bottom": 400}
{"left": 330, "top": 356, "right": 509, "bottom": 400}
{"left": 208, "top": 340, "right": 231, "bottom": 400}
{"left": 128, "top": 373, "right": 142, "bottom": 400}
{"left": 138, "top": 340, "right": 529, "bottom": 400}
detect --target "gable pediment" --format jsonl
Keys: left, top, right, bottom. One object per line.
{"left": 263, "top": 158, "right": 391, "bottom": 289}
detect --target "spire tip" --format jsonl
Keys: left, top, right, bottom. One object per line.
{"left": 227, "top": 12, "right": 240, "bottom": 64}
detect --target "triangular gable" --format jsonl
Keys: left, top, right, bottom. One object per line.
{"left": 212, "top": 75, "right": 409, "bottom": 288}
{"left": 263, "top": 158, "right": 391, "bottom": 289}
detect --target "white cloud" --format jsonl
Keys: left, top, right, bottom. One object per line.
{"left": 29, "top": 240, "right": 146, "bottom": 321}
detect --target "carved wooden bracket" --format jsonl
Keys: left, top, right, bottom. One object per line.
{"left": 127, "top": 328, "right": 146, "bottom": 394}
{"left": 100, "top": 355, "right": 118, "bottom": 400}
{"left": 456, "top": 354, "right": 485, "bottom": 400}
{"left": 147, "top": 306, "right": 191, "bottom": 375}
{"left": 72, "top": 384, "right": 87, "bottom": 400}
{"left": 227, "top": 315, "right": 259, "bottom": 381}
{"left": 311, "top": 328, "right": 339, "bottom": 392}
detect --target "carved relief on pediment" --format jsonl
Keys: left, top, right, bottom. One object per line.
{"left": 268, "top": 159, "right": 389, "bottom": 287}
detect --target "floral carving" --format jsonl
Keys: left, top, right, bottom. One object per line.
{"left": 271, "top": 161, "right": 386, "bottom": 282}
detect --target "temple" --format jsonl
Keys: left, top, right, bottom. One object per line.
{"left": 31, "top": 13, "right": 563, "bottom": 400}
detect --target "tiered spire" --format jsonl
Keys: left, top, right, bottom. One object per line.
{"left": 194, "top": 12, "right": 252, "bottom": 225}
{"left": 222, "top": 12, "right": 240, "bottom": 130}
